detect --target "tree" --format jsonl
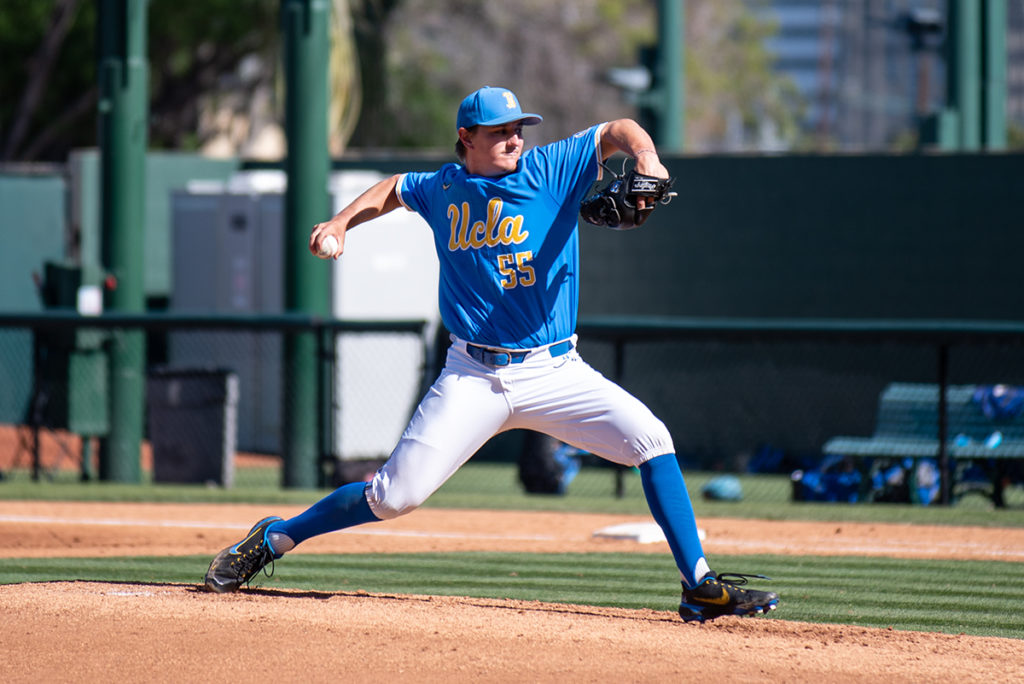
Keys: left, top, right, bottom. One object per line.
{"left": 0, "top": 0, "right": 280, "bottom": 162}
{"left": 355, "top": 0, "right": 652, "bottom": 150}
{"left": 1, "top": 0, "right": 95, "bottom": 162}
{"left": 1, "top": 0, "right": 808, "bottom": 161}
{"left": 146, "top": 1, "right": 280, "bottom": 154}
{"left": 360, "top": 0, "right": 804, "bottom": 152}
{"left": 684, "top": 0, "right": 805, "bottom": 151}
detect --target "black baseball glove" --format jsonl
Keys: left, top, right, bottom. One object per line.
{"left": 579, "top": 162, "right": 676, "bottom": 231}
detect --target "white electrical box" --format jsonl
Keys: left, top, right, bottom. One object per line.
{"left": 330, "top": 171, "right": 440, "bottom": 461}
{"left": 169, "top": 170, "right": 439, "bottom": 461}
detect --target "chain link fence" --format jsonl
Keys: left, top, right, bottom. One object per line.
{"left": 0, "top": 313, "right": 430, "bottom": 490}
{"left": 565, "top": 320, "right": 1024, "bottom": 508}
{"left": 1, "top": 314, "right": 1023, "bottom": 509}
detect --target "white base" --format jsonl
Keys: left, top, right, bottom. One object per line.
{"left": 592, "top": 522, "right": 706, "bottom": 545}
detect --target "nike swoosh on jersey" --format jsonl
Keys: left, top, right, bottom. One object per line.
{"left": 442, "top": 182, "right": 452, "bottom": 190}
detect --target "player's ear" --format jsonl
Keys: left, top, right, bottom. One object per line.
{"left": 457, "top": 127, "right": 474, "bottom": 149}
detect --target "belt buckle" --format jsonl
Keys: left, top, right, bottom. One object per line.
{"left": 468, "top": 343, "right": 512, "bottom": 367}
{"left": 486, "top": 350, "right": 512, "bottom": 366}
{"left": 548, "top": 340, "right": 572, "bottom": 358}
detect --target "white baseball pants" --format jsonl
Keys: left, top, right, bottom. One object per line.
{"left": 366, "top": 336, "right": 674, "bottom": 519}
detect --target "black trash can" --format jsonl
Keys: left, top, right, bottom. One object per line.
{"left": 147, "top": 368, "right": 239, "bottom": 487}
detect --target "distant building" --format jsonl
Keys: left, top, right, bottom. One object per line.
{"left": 760, "top": 0, "right": 1022, "bottom": 149}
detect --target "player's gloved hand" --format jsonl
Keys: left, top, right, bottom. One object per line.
{"left": 579, "top": 162, "right": 676, "bottom": 231}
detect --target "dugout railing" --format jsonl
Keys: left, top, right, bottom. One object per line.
{"left": 1, "top": 313, "right": 1023, "bottom": 506}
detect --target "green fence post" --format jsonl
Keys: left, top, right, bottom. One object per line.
{"left": 281, "top": 0, "right": 332, "bottom": 489}
{"left": 948, "top": 0, "right": 982, "bottom": 151}
{"left": 657, "top": 0, "right": 684, "bottom": 152}
{"left": 97, "top": 0, "right": 148, "bottom": 483}
{"left": 982, "top": 0, "right": 1007, "bottom": 149}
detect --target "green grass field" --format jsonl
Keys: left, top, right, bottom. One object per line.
{"left": 2, "top": 462, "right": 1022, "bottom": 640}
{"left": 3, "top": 461, "right": 1023, "bottom": 526}
{"left": 2, "top": 551, "right": 1022, "bottom": 640}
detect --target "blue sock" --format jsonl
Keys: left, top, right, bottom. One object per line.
{"left": 267, "top": 481, "right": 380, "bottom": 550}
{"left": 639, "top": 454, "right": 709, "bottom": 588}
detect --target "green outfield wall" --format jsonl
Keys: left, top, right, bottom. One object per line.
{"left": 575, "top": 152, "right": 1024, "bottom": 464}
{"left": 579, "top": 153, "right": 1024, "bottom": 321}
{"left": 2, "top": 152, "right": 1022, "bottom": 468}
{"left": 0, "top": 171, "right": 67, "bottom": 426}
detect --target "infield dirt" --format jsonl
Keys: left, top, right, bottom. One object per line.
{"left": 1, "top": 500, "right": 1023, "bottom": 682}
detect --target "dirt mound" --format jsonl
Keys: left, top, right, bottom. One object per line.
{"left": 2, "top": 581, "right": 1022, "bottom": 683}
{"left": 2, "top": 501, "right": 1024, "bottom": 681}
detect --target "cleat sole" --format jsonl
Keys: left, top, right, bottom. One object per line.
{"left": 678, "top": 599, "right": 780, "bottom": 623}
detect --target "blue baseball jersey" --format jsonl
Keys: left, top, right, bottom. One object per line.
{"left": 397, "top": 124, "right": 605, "bottom": 348}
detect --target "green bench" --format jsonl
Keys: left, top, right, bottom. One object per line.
{"left": 822, "top": 383, "right": 1024, "bottom": 507}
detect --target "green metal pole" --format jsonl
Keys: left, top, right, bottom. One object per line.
{"left": 657, "top": 0, "right": 684, "bottom": 151}
{"left": 97, "top": 0, "right": 148, "bottom": 483}
{"left": 949, "top": 0, "right": 982, "bottom": 151}
{"left": 281, "top": 0, "right": 331, "bottom": 489}
{"left": 982, "top": 0, "right": 1007, "bottom": 149}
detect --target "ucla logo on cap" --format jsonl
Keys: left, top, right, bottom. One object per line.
{"left": 457, "top": 86, "right": 543, "bottom": 130}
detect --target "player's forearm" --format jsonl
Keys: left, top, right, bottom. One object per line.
{"left": 309, "top": 174, "right": 402, "bottom": 257}
{"left": 332, "top": 174, "right": 403, "bottom": 231}
{"left": 600, "top": 119, "right": 668, "bottom": 177}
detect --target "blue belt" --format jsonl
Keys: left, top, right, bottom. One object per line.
{"left": 466, "top": 339, "right": 574, "bottom": 367}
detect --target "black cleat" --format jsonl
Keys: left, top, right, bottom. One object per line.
{"left": 678, "top": 572, "right": 779, "bottom": 623}
{"left": 204, "top": 516, "right": 283, "bottom": 593}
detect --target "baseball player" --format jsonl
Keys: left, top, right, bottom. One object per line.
{"left": 205, "top": 86, "right": 779, "bottom": 623}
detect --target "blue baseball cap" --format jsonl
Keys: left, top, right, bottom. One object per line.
{"left": 456, "top": 86, "right": 543, "bottom": 131}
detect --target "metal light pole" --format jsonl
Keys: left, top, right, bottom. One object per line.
{"left": 947, "top": 0, "right": 981, "bottom": 150}
{"left": 656, "top": 0, "right": 684, "bottom": 152}
{"left": 281, "top": 0, "right": 332, "bottom": 488}
{"left": 97, "top": 0, "right": 148, "bottom": 482}
{"left": 982, "top": 0, "right": 1007, "bottom": 149}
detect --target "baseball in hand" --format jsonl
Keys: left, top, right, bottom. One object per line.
{"left": 317, "top": 235, "right": 339, "bottom": 259}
